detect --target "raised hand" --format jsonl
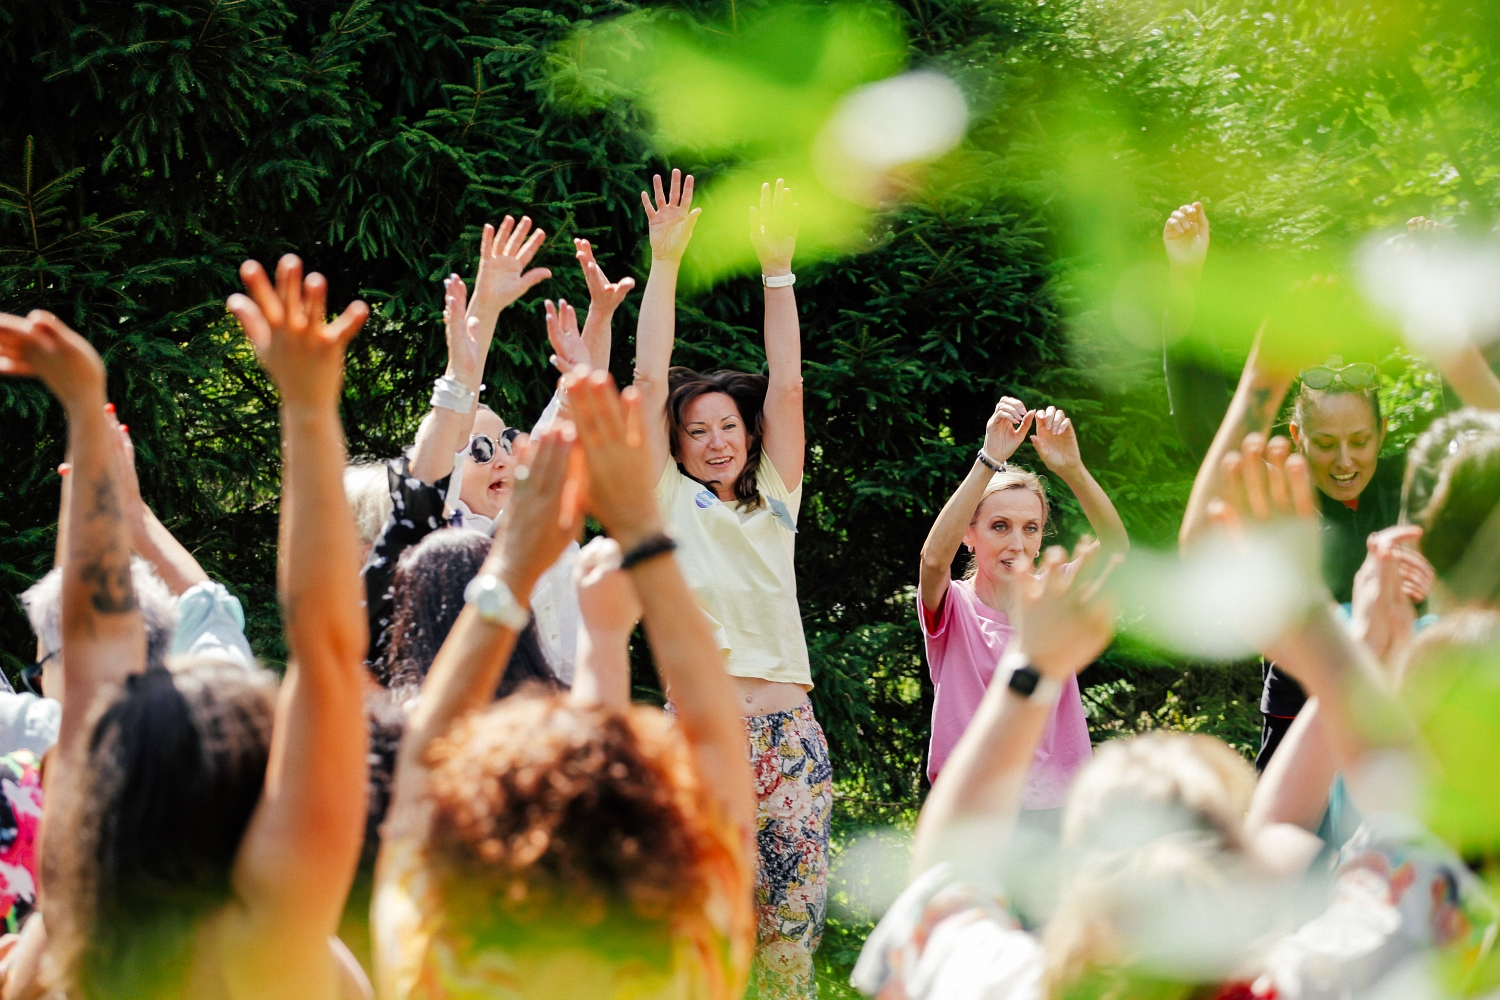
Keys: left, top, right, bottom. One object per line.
{"left": 0, "top": 311, "right": 107, "bottom": 411}
{"left": 574, "top": 535, "right": 642, "bottom": 638}
{"left": 566, "top": 367, "right": 665, "bottom": 549}
{"left": 1031, "top": 405, "right": 1081, "bottom": 474}
{"left": 642, "top": 169, "right": 702, "bottom": 264}
{"left": 227, "top": 255, "right": 368, "bottom": 409}
{"left": 545, "top": 299, "right": 588, "bottom": 374}
{"left": 103, "top": 405, "right": 148, "bottom": 533}
{"left": 750, "top": 178, "right": 798, "bottom": 277}
{"left": 495, "top": 426, "right": 582, "bottom": 598}
{"left": 1216, "top": 433, "right": 1313, "bottom": 521}
{"left": 442, "top": 274, "right": 486, "bottom": 388}
{"left": 575, "top": 239, "right": 635, "bottom": 316}
{"left": 1393, "top": 544, "right": 1435, "bottom": 603}
{"left": 1350, "top": 525, "right": 1422, "bottom": 663}
{"left": 982, "top": 396, "right": 1035, "bottom": 464}
{"left": 1012, "top": 540, "right": 1118, "bottom": 678}
{"left": 1406, "top": 216, "right": 1456, "bottom": 239}
{"left": 470, "top": 216, "right": 552, "bottom": 317}
{"left": 1163, "top": 201, "right": 1210, "bottom": 273}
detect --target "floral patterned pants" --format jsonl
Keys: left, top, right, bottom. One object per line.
{"left": 746, "top": 701, "right": 833, "bottom": 1000}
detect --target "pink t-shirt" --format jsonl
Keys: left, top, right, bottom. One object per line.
{"left": 921, "top": 578, "right": 1093, "bottom": 809}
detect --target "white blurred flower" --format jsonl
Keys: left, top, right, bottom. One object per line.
{"left": 1359, "top": 232, "right": 1500, "bottom": 359}
{"left": 813, "top": 70, "right": 968, "bottom": 206}
{"left": 1113, "top": 528, "right": 1320, "bottom": 659}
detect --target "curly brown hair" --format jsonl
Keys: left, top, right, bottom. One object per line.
{"left": 424, "top": 690, "right": 736, "bottom": 975}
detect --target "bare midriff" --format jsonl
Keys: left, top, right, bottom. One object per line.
{"left": 733, "top": 676, "right": 810, "bottom": 717}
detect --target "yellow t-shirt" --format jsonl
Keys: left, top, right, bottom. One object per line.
{"left": 655, "top": 455, "right": 812, "bottom": 688}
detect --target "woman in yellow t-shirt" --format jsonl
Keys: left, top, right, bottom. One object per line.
{"left": 631, "top": 170, "right": 831, "bottom": 1000}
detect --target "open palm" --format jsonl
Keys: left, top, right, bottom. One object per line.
{"left": 642, "top": 169, "right": 702, "bottom": 263}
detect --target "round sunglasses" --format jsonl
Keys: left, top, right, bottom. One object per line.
{"left": 1300, "top": 363, "right": 1377, "bottom": 390}
{"left": 466, "top": 426, "right": 521, "bottom": 465}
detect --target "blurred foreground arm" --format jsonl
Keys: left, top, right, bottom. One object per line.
{"left": 1179, "top": 334, "right": 1292, "bottom": 550}
{"left": 224, "top": 254, "right": 371, "bottom": 986}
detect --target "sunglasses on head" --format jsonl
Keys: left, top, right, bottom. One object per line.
{"left": 1300, "top": 363, "right": 1377, "bottom": 390}
{"left": 466, "top": 427, "right": 521, "bottom": 465}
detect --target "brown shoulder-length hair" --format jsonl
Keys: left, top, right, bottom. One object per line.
{"left": 666, "top": 367, "right": 769, "bottom": 510}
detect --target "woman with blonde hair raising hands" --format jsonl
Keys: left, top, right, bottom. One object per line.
{"left": 918, "top": 395, "right": 1128, "bottom": 827}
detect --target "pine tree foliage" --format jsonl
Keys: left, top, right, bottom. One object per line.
{"left": 2, "top": 0, "right": 1495, "bottom": 847}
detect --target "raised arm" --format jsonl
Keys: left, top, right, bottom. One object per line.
{"left": 1030, "top": 405, "right": 1129, "bottom": 555}
{"left": 575, "top": 238, "right": 635, "bottom": 371}
{"left": 408, "top": 219, "right": 551, "bottom": 484}
{"left": 913, "top": 543, "right": 1116, "bottom": 875}
{"left": 918, "top": 397, "right": 1035, "bottom": 614}
{"left": 1163, "top": 201, "right": 1209, "bottom": 342}
{"left": 568, "top": 536, "right": 638, "bottom": 711}
{"left": 752, "top": 179, "right": 805, "bottom": 487}
{"left": 1162, "top": 202, "right": 1232, "bottom": 463}
{"left": 633, "top": 170, "right": 701, "bottom": 484}
{"left": 570, "top": 368, "right": 755, "bottom": 838}
{"left": 1178, "top": 333, "right": 1292, "bottom": 549}
{"left": 1242, "top": 699, "right": 1337, "bottom": 876}
{"left": 0, "top": 311, "right": 141, "bottom": 759}
{"left": 1401, "top": 217, "right": 1500, "bottom": 411}
{"left": 107, "top": 413, "right": 210, "bottom": 595}
{"left": 224, "top": 255, "right": 371, "bottom": 966}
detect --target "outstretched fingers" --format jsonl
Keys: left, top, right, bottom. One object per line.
{"left": 503, "top": 216, "right": 534, "bottom": 258}
{"left": 238, "top": 260, "right": 284, "bottom": 332}
{"left": 324, "top": 299, "right": 370, "bottom": 348}
{"left": 275, "top": 255, "right": 304, "bottom": 329}
{"left": 226, "top": 293, "right": 271, "bottom": 353}
{"left": 1285, "top": 454, "right": 1317, "bottom": 519}
{"left": 1238, "top": 433, "right": 1272, "bottom": 521}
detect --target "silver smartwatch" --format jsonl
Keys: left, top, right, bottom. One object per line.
{"left": 463, "top": 574, "right": 531, "bottom": 631}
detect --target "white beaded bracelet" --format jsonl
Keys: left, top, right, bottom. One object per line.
{"left": 431, "top": 376, "right": 477, "bottom": 414}
{"left": 762, "top": 272, "right": 796, "bottom": 288}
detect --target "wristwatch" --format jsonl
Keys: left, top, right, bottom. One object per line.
{"left": 464, "top": 574, "right": 531, "bottom": 631}
{"left": 1006, "top": 662, "right": 1064, "bottom": 707}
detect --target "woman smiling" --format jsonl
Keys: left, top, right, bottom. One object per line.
{"left": 631, "top": 171, "right": 827, "bottom": 1000}
{"left": 917, "top": 396, "right": 1128, "bottom": 826}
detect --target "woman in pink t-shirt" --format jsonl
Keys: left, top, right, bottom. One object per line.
{"left": 918, "top": 396, "right": 1129, "bottom": 815}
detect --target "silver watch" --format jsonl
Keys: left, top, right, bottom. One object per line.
{"left": 464, "top": 574, "right": 530, "bottom": 631}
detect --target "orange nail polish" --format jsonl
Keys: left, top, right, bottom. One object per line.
{"left": 104, "top": 403, "right": 115, "bottom": 413}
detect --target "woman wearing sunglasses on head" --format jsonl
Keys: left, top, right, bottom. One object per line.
{"left": 1250, "top": 360, "right": 1425, "bottom": 764}
{"left": 1180, "top": 343, "right": 1433, "bottom": 769}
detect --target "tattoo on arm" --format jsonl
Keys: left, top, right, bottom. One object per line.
{"left": 76, "top": 478, "right": 136, "bottom": 614}
{"left": 80, "top": 555, "right": 137, "bottom": 614}
{"left": 1245, "top": 387, "right": 1273, "bottom": 433}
